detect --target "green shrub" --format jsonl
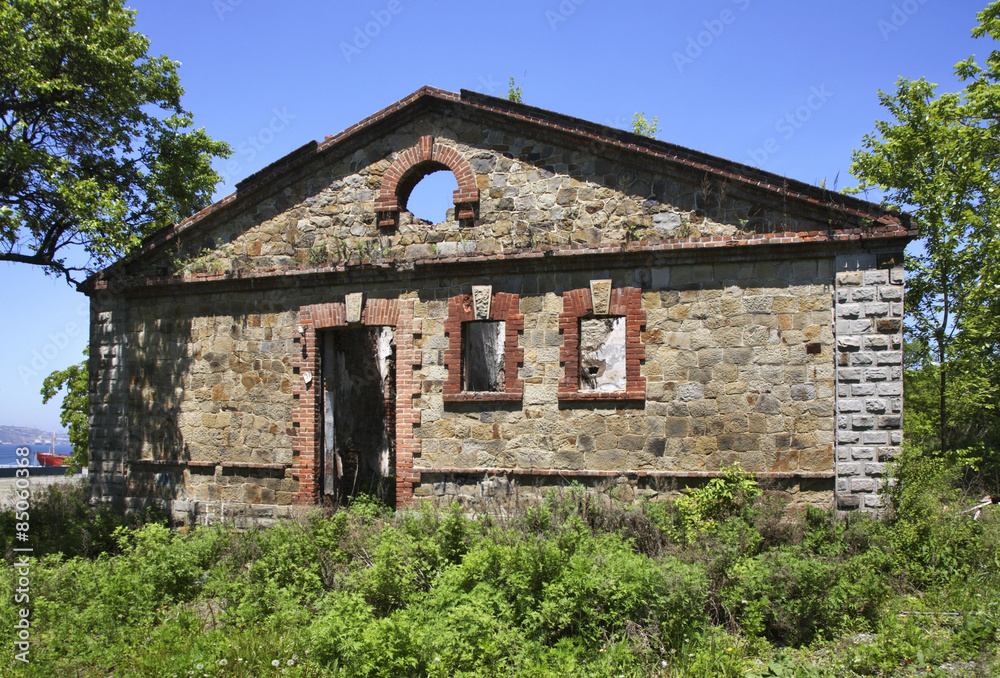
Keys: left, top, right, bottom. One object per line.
{"left": 0, "top": 482, "right": 165, "bottom": 560}
{"left": 669, "top": 464, "right": 762, "bottom": 545}
{"left": 214, "top": 512, "right": 348, "bottom": 624}
{"left": 726, "top": 547, "right": 843, "bottom": 646}
{"left": 887, "top": 447, "right": 999, "bottom": 587}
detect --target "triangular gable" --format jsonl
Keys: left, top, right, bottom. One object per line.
{"left": 90, "top": 86, "right": 914, "bottom": 287}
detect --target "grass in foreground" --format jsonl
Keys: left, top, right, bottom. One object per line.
{"left": 2, "top": 451, "right": 999, "bottom": 677}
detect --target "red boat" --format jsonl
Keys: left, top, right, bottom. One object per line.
{"left": 37, "top": 451, "right": 70, "bottom": 466}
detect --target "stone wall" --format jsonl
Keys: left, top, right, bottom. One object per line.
{"left": 88, "top": 290, "right": 129, "bottom": 508}
{"left": 834, "top": 253, "right": 905, "bottom": 510}
{"left": 91, "top": 251, "right": 861, "bottom": 522}
{"left": 412, "top": 259, "right": 836, "bottom": 500}
{"left": 87, "top": 94, "right": 912, "bottom": 522}
{"left": 137, "top": 114, "right": 848, "bottom": 280}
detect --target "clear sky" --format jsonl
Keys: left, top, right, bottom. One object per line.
{"left": 0, "top": 0, "right": 989, "bottom": 430}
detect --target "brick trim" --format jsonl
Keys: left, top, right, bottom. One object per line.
{"left": 374, "top": 135, "right": 480, "bottom": 225}
{"left": 558, "top": 286, "right": 646, "bottom": 401}
{"left": 394, "top": 301, "right": 422, "bottom": 507}
{"left": 290, "top": 298, "right": 420, "bottom": 508}
{"left": 443, "top": 292, "right": 524, "bottom": 402}
{"left": 421, "top": 467, "right": 834, "bottom": 480}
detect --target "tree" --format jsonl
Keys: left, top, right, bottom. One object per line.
{"left": 631, "top": 112, "right": 660, "bottom": 138}
{"left": 0, "top": 0, "right": 230, "bottom": 284}
{"left": 850, "top": 1, "right": 1000, "bottom": 462}
{"left": 41, "top": 347, "right": 88, "bottom": 472}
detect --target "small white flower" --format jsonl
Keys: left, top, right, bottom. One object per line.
{"left": 287, "top": 659, "right": 294, "bottom": 666}
{"left": 217, "top": 659, "right": 228, "bottom": 666}
{"left": 272, "top": 659, "right": 280, "bottom": 667}
{"left": 661, "top": 660, "right": 667, "bottom": 667}
{"left": 196, "top": 664, "right": 204, "bottom": 670}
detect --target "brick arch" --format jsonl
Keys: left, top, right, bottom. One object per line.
{"left": 375, "top": 135, "right": 479, "bottom": 225}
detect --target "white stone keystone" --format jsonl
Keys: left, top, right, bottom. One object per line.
{"left": 345, "top": 292, "right": 363, "bottom": 323}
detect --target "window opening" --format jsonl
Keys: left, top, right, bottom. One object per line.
{"left": 462, "top": 321, "right": 505, "bottom": 392}
{"left": 579, "top": 317, "right": 626, "bottom": 391}
{"left": 404, "top": 169, "right": 459, "bottom": 223}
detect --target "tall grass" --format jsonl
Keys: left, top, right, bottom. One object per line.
{"left": 1, "top": 452, "right": 998, "bottom": 677}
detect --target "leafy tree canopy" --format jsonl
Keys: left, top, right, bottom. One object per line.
{"left": 40, "top": 346, "right": 88, "bottom": 472}
{"left": 0, "top": 0, "right": 230, "bottom": 284}
{"left": 850, "top": 2, "right": 1000, "bottom": 460}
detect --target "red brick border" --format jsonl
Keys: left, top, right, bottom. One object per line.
{"left": 374, "top": 135, "right": 480, "bottom": 224}
{"left": 443, "top": 292, "right": 524, "bottom": 402}
{"left": 558, "top": 286, "right": 646, "bottom": 401}
{"left": 290, "top": 298, "right": 421, "bottom": 508}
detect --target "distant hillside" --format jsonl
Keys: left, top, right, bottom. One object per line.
{"left": 0, "top": 426, "right": 70, "bottom": 445}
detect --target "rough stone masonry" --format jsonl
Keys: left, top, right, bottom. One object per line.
{"left": 82, "top": 87, "right": 915, "bottom": 525}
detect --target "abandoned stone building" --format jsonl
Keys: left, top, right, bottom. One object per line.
{"left": 84, "top": 87, "right": 915, "bottom": 524}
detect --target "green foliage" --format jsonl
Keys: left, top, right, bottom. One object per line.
{"left": 40, "top": 346, "right": 89, "bottom": 471}
{"left": 3, "top": 471, "right": 1000, "bottom": 676}
{"left": 0, "top": 482, "right": 164, "bottom": 558}
{"left": 885, "top": 446, "right": 1000, "bottom": 587}
{"left": 668, "top": 463, "right": 762, "bottom": 544}
{"left": 0, "top": 0, "right": 230, "bottom": 283}
{"left": 506, "top": 76, "right": 523, "bottom": 103}
{"left": 849, "top": 1, "right": 1000, "bottom": 465}
{"left": 631, "top": 111, "right": 661, "bottom": 138}
{"left": 746, "top": 655, "right": 834, "bottom": 677}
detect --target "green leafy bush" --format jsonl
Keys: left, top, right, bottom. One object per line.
{"left": 0, "top": 482, "right": 165, "bottom": 559}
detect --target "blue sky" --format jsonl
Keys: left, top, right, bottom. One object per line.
{"left": 0, "top": 0, "right": 989, "bottom": 430}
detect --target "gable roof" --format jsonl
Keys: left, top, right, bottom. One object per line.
{"left": 89, "top": 86, "right": 914, "bottom": 289}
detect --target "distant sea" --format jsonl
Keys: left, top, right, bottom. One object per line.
{"left": 0, "top": 443, "right": 74, "bottom": 467}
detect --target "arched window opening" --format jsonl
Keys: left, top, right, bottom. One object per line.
{"left": 404, "top": 169, "right": 459, "bottom": 223}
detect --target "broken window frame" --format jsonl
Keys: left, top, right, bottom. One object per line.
{"left": 578, "top": 316, "right": 627, "bottom": 392}
{"left": 443, "top": 292, "right": 524, "bottom": 402}
{"left": 461, "top": 320, "right": 506, "bottom": 392}
{"left": 558, "top": 286, "right": 646, "bottom": 401}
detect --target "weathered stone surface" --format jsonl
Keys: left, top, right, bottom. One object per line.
{"left": 85, "top": 97, "right": 909, "bottom": 522}
{"left": 590, "top": 279, "right": 613, "bottom": 315}
{"left": 345, "top": 292, "right": 363, "bottom": 323}
{"left": 472, "top": 285, "right": 492, "bottom": 320}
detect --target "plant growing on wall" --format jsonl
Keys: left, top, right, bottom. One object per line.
{"left": 632, "top": 112, "right": 661, "bottom": 138}
{"left": 506, "top": 76, "right": 523, "bottom": 103}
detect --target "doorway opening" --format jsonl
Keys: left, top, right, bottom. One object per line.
{"left": 320, "top": 326, "right": 396, "bottom": 507}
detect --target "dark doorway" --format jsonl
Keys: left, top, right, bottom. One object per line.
{"left": 320, "top": 326, "right": 396, "bottom": 506}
